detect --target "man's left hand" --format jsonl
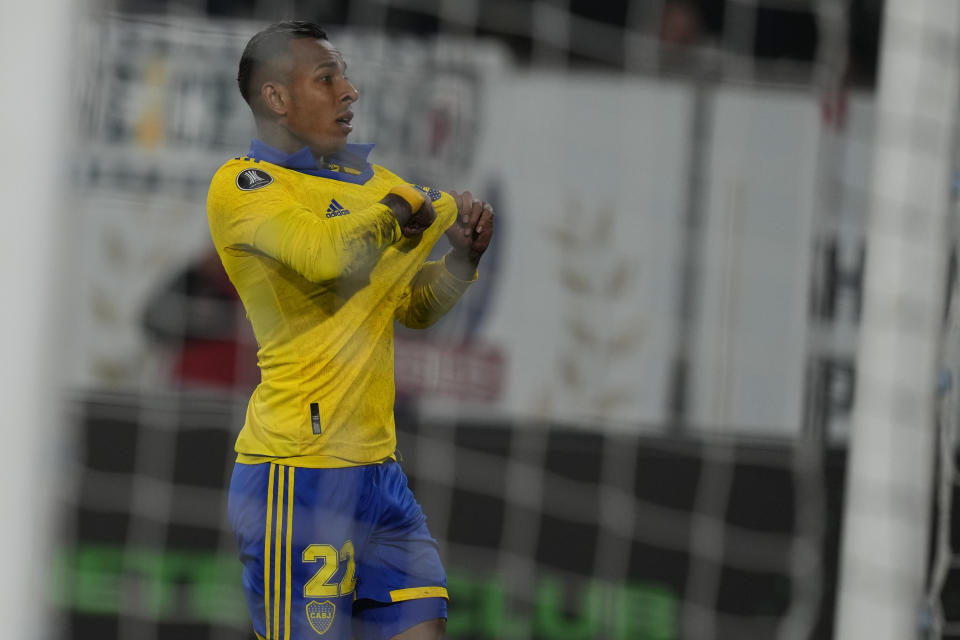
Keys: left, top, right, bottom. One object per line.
{"left": 446, "top": 190, "right": 494, "bottom": 279}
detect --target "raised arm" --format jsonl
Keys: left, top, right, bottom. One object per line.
{"left": 395, "top": 191, "right": 495, "bottom": 328}
{"left": 253, "top": 200, "right": 399, "bottom": 282}
{"left": 209, "top": 174, "right": 436, "bottom": 283}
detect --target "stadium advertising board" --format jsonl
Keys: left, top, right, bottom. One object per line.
{"left": 56, "top": 545, "right": 676, "bottom": 639}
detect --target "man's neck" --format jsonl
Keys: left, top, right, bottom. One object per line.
{"left": 255, "top": 120, "right": 326, "bottom": 165}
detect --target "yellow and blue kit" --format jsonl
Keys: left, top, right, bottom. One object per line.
{"left": 209, "top": 139, "right": 470, "bottom": 639}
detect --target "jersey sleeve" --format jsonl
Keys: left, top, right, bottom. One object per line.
{"left": 207, "top": 165, "right": 402, "bottom": 283}
{"left": 394, "top": 255, "right": 476, "bottom": 329}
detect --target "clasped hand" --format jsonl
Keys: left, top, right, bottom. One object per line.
{"left": 446, "top": 190, "right": 494, "bottom": 272}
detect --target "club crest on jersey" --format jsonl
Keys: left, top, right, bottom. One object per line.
{"left": 326, "top": 199, "right": 351, "bottom": 217}
{"left": 236, "top": 168, "right": 273, "bottom": 191}
{"left": 306, "top": 600, "right": 336, "bottom": 635}
{"left": 413, "top": 184, "right": 443, "bottom": 202}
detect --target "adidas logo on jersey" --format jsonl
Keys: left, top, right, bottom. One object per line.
{"left": 326, "top": 199, "right": 351, "bottom": 218}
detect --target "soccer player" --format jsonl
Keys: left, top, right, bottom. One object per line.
{"left": 207, "top": 21, "right": 494, "bottom": 640}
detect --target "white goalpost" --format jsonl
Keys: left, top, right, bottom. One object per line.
{"left": 0, "top": 0, "right": 75, "bottom": 637}
{"left": 834, "top": 2, "right": 960, "bottom": 639}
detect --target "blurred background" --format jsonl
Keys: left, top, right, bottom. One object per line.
{"left": 13, "top": 0, "right": 960, "bottom": 638}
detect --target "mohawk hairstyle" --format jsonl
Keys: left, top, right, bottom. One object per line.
{"left": 237, "top": 21, "right": 328, "bottom": 105}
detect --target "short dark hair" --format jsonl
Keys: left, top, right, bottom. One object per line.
{"left": 237, "top": 21, "right": 328, "bottom": 105}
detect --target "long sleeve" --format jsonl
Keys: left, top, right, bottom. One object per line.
{"left": 207, "top": 170, "right": 401, "bottom": 283}
{"left": 395, "top": 255, "right": 476, "bottom": 329}
{"left": 252, "top": 200, "right": 401, "bottom": 282}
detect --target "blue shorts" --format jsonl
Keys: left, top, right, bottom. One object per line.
{"left": 227, "top": 460, "right": 447, "bottom": 640}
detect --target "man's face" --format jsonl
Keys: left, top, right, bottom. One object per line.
{"left": 280, "top": 38, "right": 358, "bottom": 156}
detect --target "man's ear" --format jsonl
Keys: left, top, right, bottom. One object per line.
{"left": 261, "top": 81, "right": 288, "bottom": 117}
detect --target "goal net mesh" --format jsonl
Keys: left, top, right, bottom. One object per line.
{"left": 50, "top": 2, "right": 959, "bottom": 639}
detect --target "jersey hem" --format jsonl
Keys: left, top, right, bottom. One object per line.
{"left": 235, "top": 451, "right": 397, "bottom": 468}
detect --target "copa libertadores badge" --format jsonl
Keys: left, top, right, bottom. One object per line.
{"left": 306, "top": 600, "right": 336, "bottom": 635}
{"left": 236, "top": 168, "right": 273, "bottom": 191}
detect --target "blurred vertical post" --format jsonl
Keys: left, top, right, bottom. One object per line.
{"left": 0, "top": 0, "right": 73, "bottom": 636}
{"left": 835, "top": 2, "right": 960, "bottom": 639}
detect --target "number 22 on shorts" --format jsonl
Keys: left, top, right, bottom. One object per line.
{"left": 302, "top": 540, "right": 357, "bottom": 597}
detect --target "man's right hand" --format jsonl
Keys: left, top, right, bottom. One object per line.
{"left": 381, "top": 189, "right": 437, "bottom": 238}
{"left": 400, "top": 197, "right": 437, "bottom": 237}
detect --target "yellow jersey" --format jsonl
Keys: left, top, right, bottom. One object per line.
{"left": 206, "top": 141, "right": 472, "bottom": 467}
